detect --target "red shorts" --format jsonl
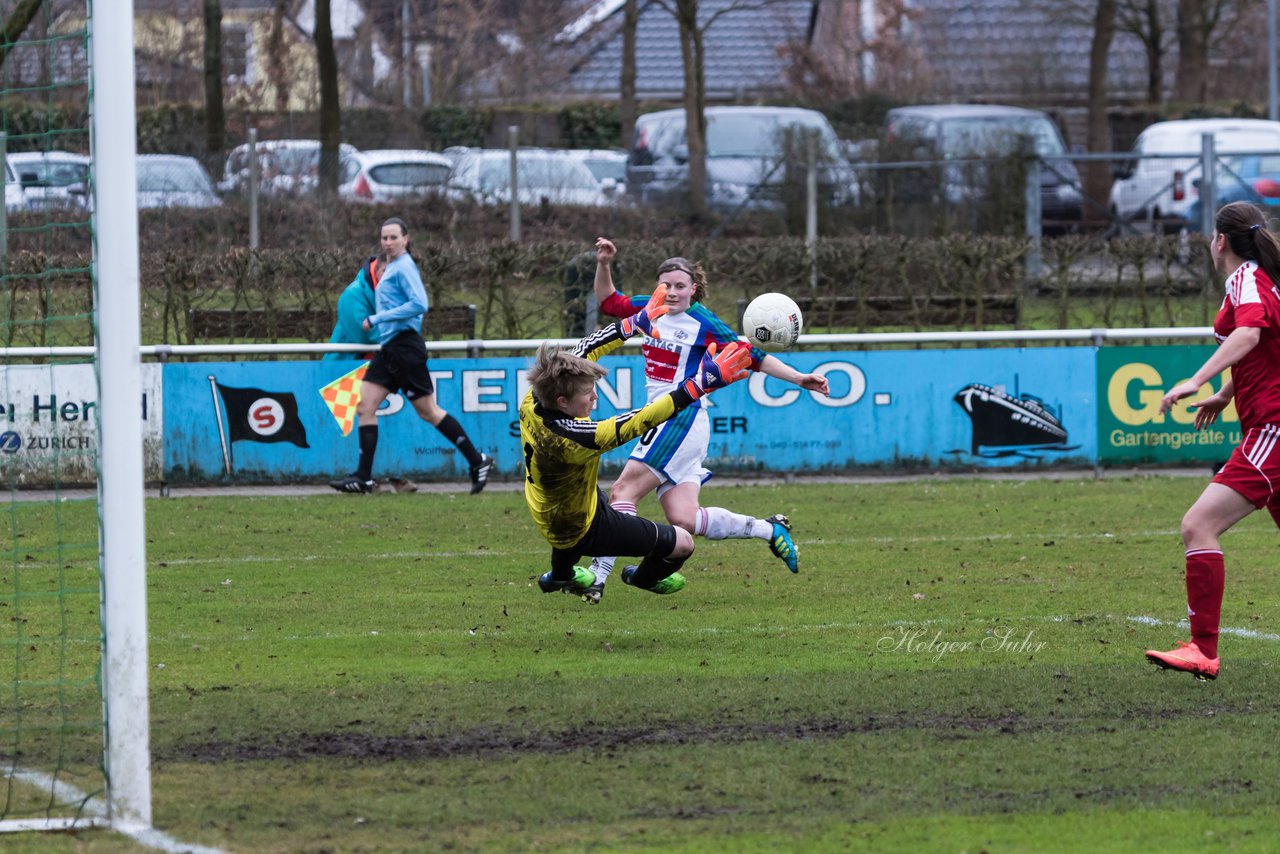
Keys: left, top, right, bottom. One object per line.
{"left": 1213, "top": 424, "right": 1280, "bottom": 508}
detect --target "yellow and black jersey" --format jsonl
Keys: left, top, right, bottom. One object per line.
{"left": 520, "top": 323, "right": 696, "bottom": 548}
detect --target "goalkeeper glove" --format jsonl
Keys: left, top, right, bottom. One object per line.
{"left": 620, "top": 283, "right": 669, "bottom": 339}
{"left": 681, "top": 341, "right": 752, "bottom": 400}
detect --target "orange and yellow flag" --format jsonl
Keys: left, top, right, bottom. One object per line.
{"left": 319, "top": 362, "right": 369, "bottom": 436}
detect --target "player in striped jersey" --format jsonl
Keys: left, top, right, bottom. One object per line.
{"left": 521, "top": 285, "right": 752, "bottom": 597}
{"left": 581, "top": 237, "right": 830, "bottom": 604}
{"left": 1147, "top": 202, "right": 1280, "bottom": 680}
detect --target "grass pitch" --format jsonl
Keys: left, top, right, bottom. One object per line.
{"left": 6, "top": 475, "right": 1280, "bottom": 852}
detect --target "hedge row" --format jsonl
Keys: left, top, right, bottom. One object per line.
{"left": 0, "top": 234, "right": 1224, "bottom": 352}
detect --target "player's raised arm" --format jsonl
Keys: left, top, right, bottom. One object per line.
{"left": 594, "top": 237, "right": 619, "bottom": 303}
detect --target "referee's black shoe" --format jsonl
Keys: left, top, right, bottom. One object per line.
{"left": 330, "top": 474, "right": 375, "bottom": 494}
{"left": 469, "top": 453, "right": 495, "bottom": 494}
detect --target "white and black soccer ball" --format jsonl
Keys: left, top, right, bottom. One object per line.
{"left": 741, "top": 292, "right": 803, "bottom": 352}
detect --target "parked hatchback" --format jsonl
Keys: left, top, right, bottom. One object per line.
{"left": 136, "top": 155, "right": 221, "bottom": 208}
{"left": 7, "top": 151, "right": 90, "bottom": 211}
{"left": 445, "top": 149, "right": 609, "bottom": 207}
{"left": 4, "top": 160, "right": 26, "bottom": 212}
{"left": 339, "top": 149, "right": 453, "bottom": 204}
{"left": 881, "top": 104, "right": 1083, "bottom": 228}
{"left": 219, "top": 140, "right": 360, "bottom": 196}
{"left": 627, "top": 106, "right": 854, "bottom": 211}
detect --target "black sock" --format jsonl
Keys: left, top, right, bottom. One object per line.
{"left": 630, "top": 552, "right": 687, "bottom": 588}
{"left": 435, "top": 414, "right": 483, "bottom": 467}
{"left": 356, "top": 424, "right": 378, "bottom": 480}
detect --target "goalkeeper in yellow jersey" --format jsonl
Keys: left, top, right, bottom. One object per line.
{"left": 520, "top": 284, "right": 752, "bottom": 598}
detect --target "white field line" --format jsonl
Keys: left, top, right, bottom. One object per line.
{"left": 145, "top": 611, "right": 1278, "bottom": 645}
{"left": 1127, "top": 614, "right": 1280, "bottom": 642}
{"left": 1, "top": 769, "right": 224, "bottom": 853}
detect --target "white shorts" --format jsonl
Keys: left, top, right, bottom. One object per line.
{"left": 629, "top": 403, "right": 711, "bottom": 494}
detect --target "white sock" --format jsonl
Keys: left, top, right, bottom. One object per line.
{"left": 593, "top": 501, "right": 636, "bottom": 581}
{"left": 696, "top": 506, "right": 772, "bottom": 541}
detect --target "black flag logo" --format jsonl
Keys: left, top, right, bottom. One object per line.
{"left": 214, "top": 382, "right": 310, "bottom": 448}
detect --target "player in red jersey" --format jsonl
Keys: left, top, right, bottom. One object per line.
{"left": 1146, "top": 201, "right": 1280, "bottom": 679}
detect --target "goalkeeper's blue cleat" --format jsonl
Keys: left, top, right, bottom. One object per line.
{"left": 621, "top": 565, "right": 686, "bottom": 594}
{"left": 766, "top": 514, "right": 799, "bottom": 573}
{"left": 538, "top": 565, "right": 596, "bottom": 595}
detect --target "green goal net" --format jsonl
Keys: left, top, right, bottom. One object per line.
{"left": 2, "top": 0, "right": 151, "bottom": 835}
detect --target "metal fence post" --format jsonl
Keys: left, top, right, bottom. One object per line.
{"left": 508, "top": 125, "right": 520, "bottom": 243}
{"left": 806, "top": 130, "right": 818, "bottom": 291}
{"left": 248, "top": 127, "right": 259, "bottom": 250}
{"left": 0, "top": 132, "right": 7, "bottom": 258}
{"left": 1024, "top": 151, "right": 1042, "bottom": 280}
{"left": 1200, "top": 133, "right": 1216, "bottom": 236}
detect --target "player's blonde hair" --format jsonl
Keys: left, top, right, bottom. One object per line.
{"left": 657, "top": 256, "right": 707, "bottom": 303}
{"left": 528, "top": 344, "right": 607, "bottom": 409}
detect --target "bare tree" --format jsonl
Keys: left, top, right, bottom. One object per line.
{"left": 1117, "top": 0, "right": 1173, "bottom": 104}
{"left": 1087, "top": 0, "right": 1117, "bottom": 208}
{"left": 316, "top": 0, "right": 341, "bottom": 194}
{"left": 0, "top": 0, "right": 42, "bottom": 73}
{"left": 652, "top": 0, "right": 776, "bottom": 219}
{"left": 203, "top": 0, "right": 226, "bottom": 157}
{"left": 268, "top": 0, "right": 291, "bottom": 112}
{"left": 1174, "top": 0, "right": 1230, "bottom": 103}
{"left": 620, "top": 0, "right": 638, "bottom": 149}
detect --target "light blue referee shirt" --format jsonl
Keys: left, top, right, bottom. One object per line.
{"left": 368, "top": 252, "right": 429, "bottom": 344}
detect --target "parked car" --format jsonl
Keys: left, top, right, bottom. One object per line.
{"left": 218, "top": 140, "right": 360, "bottom": 196}
{"left": 1183, "top": 154, "right": 1280, "bottom": 231}
{"left": 7, "top": 151, "right": 90, "bottom": 211}
{"left": 445, "top": 148, "right": 610, "bottom": 207}
{"left": 626, "top": 105, "right": 855, "bottom": 212}
{"left": 566, "top": 148, "right": 627, "bottom": 197}
{"left": 880, "top": 104, "right": 1083, "bottom": 229}
{"left": 4, "top": 159, "right": 26, "bottom": 212}
{"left": 1109, "top": 118, "right": 1280, "bottom": 230}
{"left": 338, "top": 149, "right": 453, "bottom": 204}
{"left": 136, "top": 155, "right": 222, "bottom": 208}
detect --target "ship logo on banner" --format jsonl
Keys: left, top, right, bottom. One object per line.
{"left": 951, "top": 379, "right": 1078, "bottom": 458}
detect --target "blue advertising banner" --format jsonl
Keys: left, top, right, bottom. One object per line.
{"left": 163, "top": 347, "right": 1096, "bottom": 483}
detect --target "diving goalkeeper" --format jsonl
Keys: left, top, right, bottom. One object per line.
{"left": 520, "top": 284, "right": 752, "bottom": 597}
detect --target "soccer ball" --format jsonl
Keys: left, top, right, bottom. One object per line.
{"left": 741, "top": 292, "right": 803, "bottom": 352}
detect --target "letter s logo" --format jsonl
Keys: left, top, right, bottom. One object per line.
{"left": 248, "top": 398, "right": 285, "bottom": 437}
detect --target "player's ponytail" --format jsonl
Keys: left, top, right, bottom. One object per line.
{"left": 1217, "top": 201, "right": 1280, "bottom": 285}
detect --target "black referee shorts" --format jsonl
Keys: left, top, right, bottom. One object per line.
{"left": 364, "top": 329, "right": 434, "bottom": 400}
{"left": 550, "top": 489, "right": 679, "bottom": 574}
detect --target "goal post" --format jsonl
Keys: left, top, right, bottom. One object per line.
{"left": 0, "top": 0, "right": 151, "bottom": 837}
{"left": 92, "top": 0, "right": 152, "bottom": 832}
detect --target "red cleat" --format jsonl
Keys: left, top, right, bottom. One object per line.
{"left": 1145, "top": 640, "right": 1220, "bottom": 680}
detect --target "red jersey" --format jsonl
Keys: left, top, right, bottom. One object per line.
{"left": 1214, "top": 261, "right": 1280, "bottom": 430}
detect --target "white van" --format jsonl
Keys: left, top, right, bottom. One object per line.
{"left": 1109, "top": 118, "right": 1280, "bottom": 226}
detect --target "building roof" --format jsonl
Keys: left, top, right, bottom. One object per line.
{"left": 907, "top": 0, "right": 1158, "bottom": 104}
{"left": 561, "top": 0, "right": 815, "bottom": 101}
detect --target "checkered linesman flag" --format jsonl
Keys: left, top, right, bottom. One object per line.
{"left": 319, "top": 362, "right": 369, "bottom": 436}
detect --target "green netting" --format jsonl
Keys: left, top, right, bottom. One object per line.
{"left": 0, "top": 0, "right": 105, "bottom": 827}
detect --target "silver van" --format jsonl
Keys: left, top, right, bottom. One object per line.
{"left": 881, "top": 104, "right": 1083, "bottom": 228}
{"left": 626, "top": 106, "right": 854, "bottom": 211}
